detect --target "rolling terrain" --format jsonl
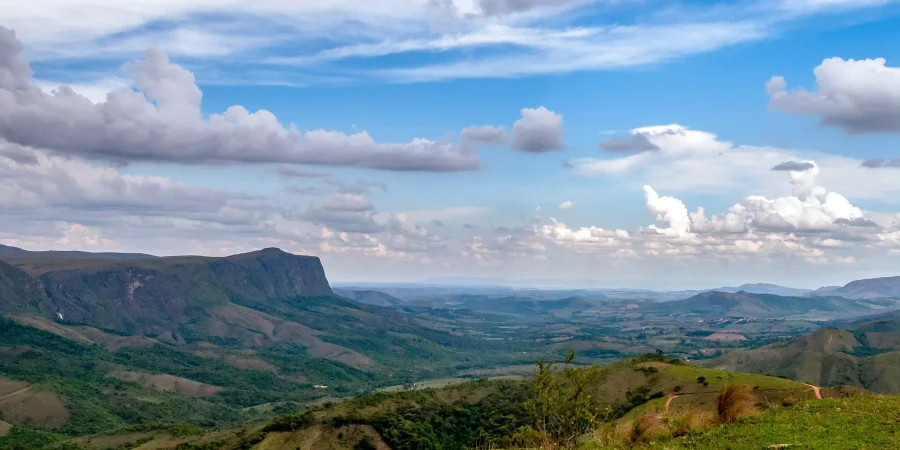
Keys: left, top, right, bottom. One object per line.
{"left": 638, "top": 291, "right": 900, "bottom": 321}
{"left": 704, "top": 313, "right": 900, "bottom": 394}
{"left": 51, "top": 354, "right": 817, "bottom": 450}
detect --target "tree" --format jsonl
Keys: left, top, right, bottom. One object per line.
{"left": 517, "top": 349, "right": 601, "bottom": 449}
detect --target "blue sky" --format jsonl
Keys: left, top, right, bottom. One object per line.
{"left": 2, "top": 0, "right": 900, "bottom": 289}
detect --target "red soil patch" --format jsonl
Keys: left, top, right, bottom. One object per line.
{"left": 704, "top": 332, "right": 748, "bottom": 342}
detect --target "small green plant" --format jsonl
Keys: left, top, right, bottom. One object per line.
{"left": 516, "top": 349, "right": 601, "bottom": 449}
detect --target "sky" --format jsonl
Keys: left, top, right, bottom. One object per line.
{"left": 2, "top": 0, "right": 900, "bottom": 289}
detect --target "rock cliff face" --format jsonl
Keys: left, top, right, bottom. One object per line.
{"left": 0, "top": 247, "right": 334, "bottom": 333}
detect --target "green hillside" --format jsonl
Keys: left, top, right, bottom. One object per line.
{"left": 587, "top": 395, "right": 900, "bottom": 449}
{"left": 41, "top": 354, "right": 816, "bottom": 450}
{"left": 704, "top": 327, "right": 900, "bottom": 394}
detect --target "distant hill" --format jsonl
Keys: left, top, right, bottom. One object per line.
{"left": 808, "top": 276, "right": 900, "bottom": 299}
{"left": 0, "top": 244, "right": 155, "bottom": 261}
{"left": 712, "top": 283, "right": 811, "bottom": 297}
{"left": 333, "top": 288, "right": 403, "bottom": 307}
{"left": 704, "top": 323, "right": 900, "bottom": 394}
{"left": 638, "top": 291, "right": 900, "bottom": 320}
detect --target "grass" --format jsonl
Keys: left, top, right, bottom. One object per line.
{"left": 586, "top": 396, "right": 900, "bottom": 449}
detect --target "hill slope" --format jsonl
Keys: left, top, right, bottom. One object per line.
{"left": 704, "top": 327, "right": 900, "bottom": 394}
{"left": 808, "top": 276, "right": 900, "bottom": 300}
{"left": 50, "top": 355, "right": 814, "bottom": 450}
{"left": 639, "top": 291, "right": 900, "bottom": 320}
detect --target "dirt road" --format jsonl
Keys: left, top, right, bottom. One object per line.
{"left": 803, "top": 384, "right": 823, "bottom": 400}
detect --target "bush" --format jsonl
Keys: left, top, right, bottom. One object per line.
{"left": 354, "top": 436, "right": 377, "bottom": 450}
{"left": 516, "top": 350, "right": 601, "bottom": 449}
{"left": 171, "top": 423, "right": 203, "bottom": 437}
{"left": 630, "top": 414, "right": 668, "bottom": 443}
{"left": 716, "top": 385, "right": 756, "bottom": 424}
{"left": 263, "top": 411, "right": 315, "bottom": 432}
{"left": 696, "top": 376, "right": 706, "bottom": 384}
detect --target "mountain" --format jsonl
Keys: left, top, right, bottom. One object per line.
{"left": 713, "top": 283, "right": 811, "bottom": 297}
{"left": 0, "top": 248, "right": 334, "bottom": 335}
{"left": 638, "top": 291, "right": 900, "bottom": 320}
{"left": 333, "top": 288, "right": 402, "bottom": 307}
{"left": 0, "top": 244, "right": 155, "bottom": 261}
{"left": 808, "top": 276, "right": 900, "bottom": 299}
{"left": 704, "top": 322, "right": 900, "bottom": 394}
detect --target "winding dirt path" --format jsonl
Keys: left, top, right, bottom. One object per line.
{"left": 803, "top": 384, "right": 823, "bottom": 400}
{"left": 665, "top": 395, "right": 680, "bottom": 414}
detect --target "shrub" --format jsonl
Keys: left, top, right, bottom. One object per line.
{"left": 516, "top": 349, "right": 601, "bottom": 449}
{"left": 716, "top": 385, "right": 756, "bottom": 424}
{"left": 781, "top": 394, "right": 798, "bottom": 407}
{"left": 170, "top": 423, "right": 203, "bottom": 437}
{"left": 697, "top": 376, "right": 706, "bottom": 384}
{"left": 631, "top": 414, "right": 669, "bottom": 443}
{"left": 354, "top": 436, "right": 377, "bottom": 450}
{"left": 263, "top": 411, "right": 315, "bottom": 432}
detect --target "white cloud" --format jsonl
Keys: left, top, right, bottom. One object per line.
{"left": 0, "top": 27, "right": 487, "bottom": 172}
{"left": 570, "top": 124, "right": 900, "bottom": 202}
{"left": 558, "top": 200, "right": 575, "bottom": 210}
{"left": 768, "top": 57, "right": 900, "bottom": 134}
{"left": 512, "top": 106, "right": 565, "bottom": 153}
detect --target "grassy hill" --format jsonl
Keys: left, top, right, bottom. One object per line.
{"left": 704, "top": 327, "right": 900, "bottom": 394}
{"left": 586, "top": 395, "right": 900, "bottom": 449}
{"left": 40, "top": 354, "right": 815, "bottom": 450}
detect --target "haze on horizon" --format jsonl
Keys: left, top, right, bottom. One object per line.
{"left": 2, "top": 0, "right": 900, "bottom": 289}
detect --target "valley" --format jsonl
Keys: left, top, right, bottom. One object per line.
{"left": 1, "top": 245, "right": 900, "bottom": 449}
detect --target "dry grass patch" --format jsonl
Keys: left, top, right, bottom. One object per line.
{"left": 108, "top": 370, "right": 221, "bottom": 398}
{"left": 0, "top": 378, "right": 70, "bottom": 429}
{"left": 0, "top": 420, "right": 12, "bottom": 436}
{"left": 667, "top": 409, "right": 717, "bottom": 437}
{"left": 717, "top": 385, "right": 757, "bottom": 423}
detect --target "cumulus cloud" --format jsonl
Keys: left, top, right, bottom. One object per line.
{"left": 558, "top": 200, "right": 575, "bottom": 210}
{"left": 461, "top": 125, "right": 508, "bottom": 145}
{"left": 599, "top": 133, "right": 660, "bottom": 153}
{"left": 772, "top": 160, "right": 815, "bottom": 171}
{"left": 512, "top": 107, "right": 565, "bottom": 153}
{"left": 0, "top": 143, "right": 38, "bottom": 165}
{"left": 643, "top": 186, "right": 692, "bottom": 237}
{"left": 767, "top": 57, "right": 900, "bottom": 134}
{"left": 0, "top": 27, "right": 484, "bottom": 172}
{"left": 862, "top": 158, "right": 900, "bottom": 168}
{"left": 569, "top": 123, "right": 900, "bottom": 202}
